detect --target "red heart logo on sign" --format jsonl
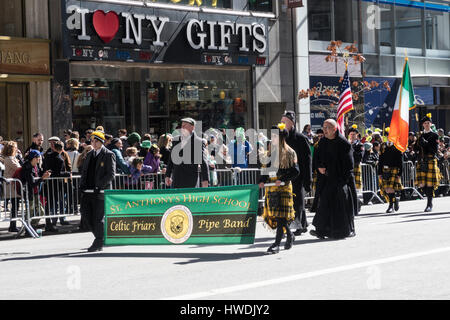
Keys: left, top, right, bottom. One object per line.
{"left": 92, "top": 10, "right": 119, "bottom": 44}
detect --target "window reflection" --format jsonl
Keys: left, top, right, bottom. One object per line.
{"left": 148, "top": 80, "right": 250, "bottom": 136}
{"left": 396, "top": 5, "right": 423, "bottom": 49}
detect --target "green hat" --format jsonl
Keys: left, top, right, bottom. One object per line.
{"left": 128, "top": 132, "right": 141, "bottom": 146}
{"left": 141, "top": 140, "right": 152, "bottom": 149}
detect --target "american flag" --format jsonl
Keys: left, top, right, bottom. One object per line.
{"left": 336, "top": 69, "right": 354, "bottom": 134}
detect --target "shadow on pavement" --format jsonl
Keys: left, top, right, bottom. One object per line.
{"left": 1, "top": 251, "right": 87, "bottom": 262}
{"left": 69, "top": 251, "right": 268, "bottom": 265}
{"left": 356, "top": 210, "right": 429, "bottom": 218}
{"left": 389, "top": 216, "right": 450, "bottom": 224}
{"left": 240, "top": 237, "right": 337, "bottom": 249}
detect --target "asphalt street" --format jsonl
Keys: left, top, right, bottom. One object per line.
{"left": 0, "top": 197, "right": 449, "bottom": 300}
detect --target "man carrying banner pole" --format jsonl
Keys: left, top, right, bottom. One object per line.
{"left": 387, "top": 57, "right": 434, "bottom": 212}
{"left": 165, "top": 118, "right": 209, "bottom": 189}
{"left": 280, "top": 111, "right": 311, "bottom": 236}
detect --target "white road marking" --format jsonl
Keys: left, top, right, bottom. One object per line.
{"left": 165, "top": 246, "right": 450, "bottom": 300}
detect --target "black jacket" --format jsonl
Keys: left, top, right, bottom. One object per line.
{"left": 378, "top": 145, "right": 403, "bottom": 176}
{"left": 43, "top": 152, "right": 71, "bottom": 178}
{"left": 286, "top": 129, "right": 312, "bottom": 191}
{"left": 351, "top": 140, "right": 365, "bottom": 166}
{"left": 80, "top": 146, "right": 116, "bottom": 192}
{"left": 415, "top": 131, "right": 439, "bottom": 157}
{"left": 166, "top": 132, "right": 209, "bottom": 189}
{"left": 20, "top": 161, "right": 43, "bottom": 200}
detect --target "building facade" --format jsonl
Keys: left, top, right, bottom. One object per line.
{"left": 2, "top": 0, "right": 448, "bottom": 145}
{"left": 307, "top": 0, "right": 450, "bottom": 132}
{"left": 49, "top": 0, "right": 282, "bottom": 138}
{"left": 0, "top": 0, "right": 52, "bottom": 151}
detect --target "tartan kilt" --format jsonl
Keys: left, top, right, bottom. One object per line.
{"left": 379, "top": 167, "right": 403, "bottom": 195}
{"left": 263, "top": 177, "right": 295, "bottom": 230}
{"left": 353, "top": 164, "right": 362, "bottom": 190}
{"left": 415, "top": 155, "right": 441, "bottom": 189}
{"left": 312, "top": 170, "right": 318, "bottom": 191}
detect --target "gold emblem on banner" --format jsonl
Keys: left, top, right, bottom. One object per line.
{"left": 161, "top": 205, "right": 193, "bottom": 244}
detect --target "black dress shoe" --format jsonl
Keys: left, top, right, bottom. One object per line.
{"left": 424, "top": 205, "right": 433, "bottom": 212}
{"left": 386, "top": 204, "right": 394, "bottom": 213}
{"left": 87, "top": 245, "right": 103, "bottom": 252}
{"left": 59, "top": 220, "right": 71, "bottom": 226}
{"left": 310, "top": 230, "right": 325, "bottom": 239}
{"left": 394, "top": 198, "right": 399, "bottom": 212}
{"left": 8, "top": 226, "right": 19, "bottom": 233}
{"left": 45, "top": 225, "right": 58, "bottom": 232}
{"left": 293, "top": 228, "right": 308, "bottom": 236}
{"left": 266, "top": 244, "right": 280, "bottom": 254}
{"left": 284, "top": 234, "right": 295, "bottom": 250}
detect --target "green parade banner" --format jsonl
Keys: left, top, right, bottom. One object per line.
{"left": 104, "top": 185, "right": 260, "bottom": 245}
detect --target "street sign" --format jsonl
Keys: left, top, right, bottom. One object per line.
{"left": 288, "top": 0, "right": 304, "bottom": 9}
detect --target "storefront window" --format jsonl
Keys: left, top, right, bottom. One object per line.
{"left": 396, "top": 5, "right": 423, "bottom": 49}
{"left": 308, "top": 0, "right": 332, "bottom": 41}
{"left": 70, "top": 66, "right": 252, "bottom": 138}
{"left": 248, "top": 0, "right": 272, "bottom": 12}
{"left": 0, "top": 0, "right": 23, "bottom": 37}
{"left": 71, "top": 80, "right": 125, "bottom": 136}
{"left": 148, "top": 77, "right": 251, "bottom": 136}
{"left": 379, "top": 4, "right": 394, "bottom": 48}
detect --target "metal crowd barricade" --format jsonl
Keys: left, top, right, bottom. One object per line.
{"left": 112, "top": 172, "right": 168, "bottom": 190}
{"left": 401, "top": 161, "right": 424, "bottom": 199}
{"left": 438, "top": 160, "right": 450, "bottom": 194}
{"left": 1, "top": 177, "right": 38, "bottom": 238}
{"left": 360, "top": 163, "right": 384, "bottom": 203}
{"left": 27, "top": 175, "right": 83, "bottom": 230}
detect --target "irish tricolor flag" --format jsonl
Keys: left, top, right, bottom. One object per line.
{"left": 388, "top": 58, "right": 415, "bottom": 153}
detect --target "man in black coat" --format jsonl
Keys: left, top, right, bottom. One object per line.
{"left": 165, "top": 118, "right": 209, "bottom": 189}
{"left": 80, "top": 131, "right": 116, "bottom": 252}
{"left": 311, "top": 119, "right": 356, "bottom": 239}
{"left": 280, "top": 111, "right": 312, "bottom": 235}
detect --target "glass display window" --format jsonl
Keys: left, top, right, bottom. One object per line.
{"left": 71, "top": 79, "right": 125, "bottom": 135}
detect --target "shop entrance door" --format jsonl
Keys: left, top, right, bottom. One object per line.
{"left": 0, "top": 82, "right": 29, "bottom": 151}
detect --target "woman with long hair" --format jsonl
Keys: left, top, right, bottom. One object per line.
{"left": 158, "top": 134, "right": 172, "bottom": 165}
{"left": 259, "top": 123, "right": 299, "bottom": 254}
{"left": 1, "top": 141, "right": 21, "bottom": 232}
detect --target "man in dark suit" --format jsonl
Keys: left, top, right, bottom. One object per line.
{"left": 165, "top": 118, "right": 209, "bottom": 189}
{"left": 80, "top": 131, "right": 116, "bottom": 252}
{"left": 281, "top": 111, "right": 312, "bottom": 236}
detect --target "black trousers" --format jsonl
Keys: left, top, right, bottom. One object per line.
{"left": 81, "top": 193, "right": 105, "bottom": 244}
{"left": 293, "top": 184, "right": 308, "bottom": 230}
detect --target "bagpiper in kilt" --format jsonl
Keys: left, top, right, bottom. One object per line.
{"left": 259, "top": 124, "right": 299, "bottom": 254}
{"left": 353, "top": 164, "right": 362, "bottom": 190}
{"left": 414, "top": 115, "right": 441, "bottom": 212}
{"left": 378, "top": 142, "right": 403, "bottom": 213}
{"left": 415, "top": 154, "right": 441, "bottom": 190}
